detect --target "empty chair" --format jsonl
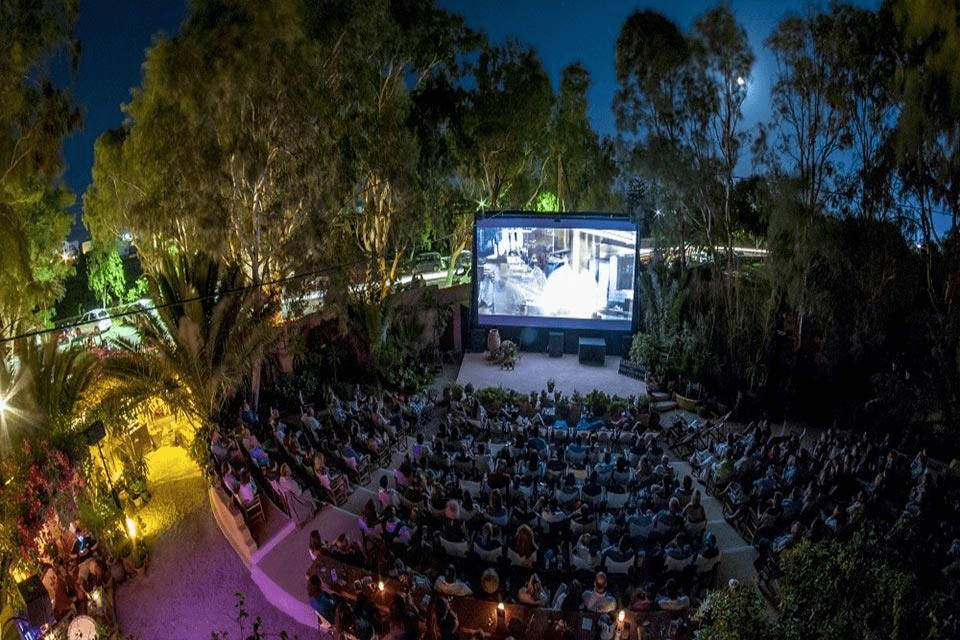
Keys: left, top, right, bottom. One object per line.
{"left": 243, "top": 494, "right": 265, "bottom": 527}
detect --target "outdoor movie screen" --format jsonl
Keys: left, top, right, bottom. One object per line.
{"left": 474, "top": 214, "right": 637, "bottom": 331}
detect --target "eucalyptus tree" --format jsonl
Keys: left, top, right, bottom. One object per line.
{"left": 762, "top": 7, "right": 860, "bottom": 213}
{"left": 0, "top": 0, "right": 82, "bottom": 340}
{"left": 615, "top": 9, "right": 697, "bottom": 263}
{"left": 826, "top": 3, "right": 901, "bottom": 223}
{"left": 614, "top": 6, "right": 753, "bottom": 261}
{"left": 688, "top": 4, "right": 754, "bottom": 261}
{"left": 894, "top": 0, "right": 960, "bottom": 234}
{"left": 321, "top": 0, "right": 477, "bottom": 302}
{"left": 85, "top": 0, "right": 350, "bottom": 299}
{"left": 548, "top": 63, "right": 618, "bottom": 213}
{"left": 461, "top": 40, "right": 553, "bottom": 211}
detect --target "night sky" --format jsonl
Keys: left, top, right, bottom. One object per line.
{"left": 63, "top": 0, "right": 882, "bottom": 231}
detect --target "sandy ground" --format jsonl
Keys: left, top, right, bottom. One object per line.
{"left": 115, "top": 448, "right": 315, "bottom": 640}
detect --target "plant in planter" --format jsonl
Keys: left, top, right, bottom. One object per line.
{"left": 131, "top": 543, "right": 150, "bottom": 576}
{"left": 127, "top": 477, "right": 148, "bottom": 507}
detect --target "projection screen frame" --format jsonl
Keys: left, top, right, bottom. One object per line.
{"left": 472, "top": 211, "right": 640, "bottom": 333}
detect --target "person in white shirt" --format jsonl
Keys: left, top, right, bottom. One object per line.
{"left": 434, "top": 564, "right": 473, "bottom": 597}
{"left": 582, "top": 571, "right": 617, "bottom": 613}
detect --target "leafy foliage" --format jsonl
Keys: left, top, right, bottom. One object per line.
{"left": 100, "top": 251, "right": 281, "bottom": 468}
{"left": 0, "top": 0, "right": 81, "bottom": 337}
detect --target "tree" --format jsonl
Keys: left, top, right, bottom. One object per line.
{"left": 0, "top": 0, "right": 82, "bottom": 340}
{"left": 99, "top": 251, "right": 279, "bottom": 467}
{"left": 692, "top": 583, "right": 771, "bottom": 640}
{"left": 761, "top": 9, "right": 854, "bottom": 212}
{"left": 0, "top": 336, "right": 97, "bottom": 454}
{"left": 87, "top": 241, "right": 126, "bottom": 307}
{"left": 85, "top": 0, "right": 345, "bottom": 294}
{"left": 688, "top": 4, "right": 754, "bottom": 260}
{"left": 894, "top": 0, "right": 960, "bottom": 233}
{"left": 461, "top": 40, "right": 553, "bottom": 211}
{"left": 0, "top": 336, "right": 97, "bottom": 606}
{"left": 548, "top": 63, "right": 617, "bottom": 212}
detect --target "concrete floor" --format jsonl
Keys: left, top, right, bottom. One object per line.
{"left": 457, "top": 351, "right": 647, "bottom": 399}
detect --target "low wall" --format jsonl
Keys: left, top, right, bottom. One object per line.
{"left": 208, "top": 486, "right": 258, "bottom": 568}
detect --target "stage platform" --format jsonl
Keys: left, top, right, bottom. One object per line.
{"left": 457, "top": 351, "right": 648, "bottom": 399}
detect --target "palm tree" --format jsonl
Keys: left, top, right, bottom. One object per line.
{"left": 101, "top": 251, "right": 281, "bottom": 465}
{"left": 0, "top": 336, "right": 98, "bottom": 454}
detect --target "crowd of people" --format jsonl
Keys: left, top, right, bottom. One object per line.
{"left": 687, "top": 417, "right": 960, "bottom": 599}
{"left": 210, "top": 390, "right": 427, "bottom": 527}
{"left": 302, "top": 386, "right": 725, "bottom": 639}
{"left": 209, "top": 379, "right": 960, "bottom": 639}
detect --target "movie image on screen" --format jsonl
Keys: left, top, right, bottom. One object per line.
{"left": 475, "top": 215, "right": 637, "bottom": 331}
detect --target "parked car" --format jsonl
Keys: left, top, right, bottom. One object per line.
{"left": 77, "top": 308, "right": 112, "bottom": 337}
{"left": 413, "top": 252, "right": 446, "bottom": 274}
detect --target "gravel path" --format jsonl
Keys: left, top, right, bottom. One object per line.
{"left": 115, "top": 448, "right": 315, "bottom": 640}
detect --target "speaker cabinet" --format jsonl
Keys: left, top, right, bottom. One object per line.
{"left": 547, "top": 331, "right": 564, "bottom": 358}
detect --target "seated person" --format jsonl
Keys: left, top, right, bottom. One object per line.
{"left": 556, "top": 473, "right": 580, "bottom": 508}
{"left": 663, "top": 533, "right": 694, "bottom": 574}
{"left": 601, "top": 534, "right": 636, "bottom": 572}
{"left": 653, "top": 497, "right": 683, "bottom": 540}
{"left": 222, "top": 462, "right": 240, "bottom": 494}
{"left": 508, "top": 523, "right": 539, "bottom": 567}
{"left": 656, "top": 578, "right": 690, "bottom": 613}
{"left": 210, "top": 429, "right": 230, "bottom": 463}
{"left": 626, "top": 503, "right": 655, "bottom": 542}
{"left": 434, "top": 564, "right": 473, "bottom": 596}
{"left": 682, "top": 490, "right": 708, "bottom": 535}
{"left": 378, "top": 475, "right": 398, "bottom": 509}
{"left": 582, "top": 571, "right": 617, "bottom": 613}
{"left": 486, "top": 490, "right": 511, "bottom": 527}
{"left": 570, "top": 533, "right": 599, "bottom": 573}
{"left": 308, "top": 574, "right": 341, "bottom": 623}
{"left": 340, "top": 437, "right": 366, "bottom": 470}
{"left": 612, "top": 456, "right": 633, "bottom": 486}
{"left": 594, "top": 452, "right": 615, "bottom": 484}
{"left": 565, "top": 437, "right": 588, "bottom": 465}
{"left": 358, "top": 499, "right": 380, "bottom": 535}
{"left": 240, "top": 401, "right": 258, "bottom": 427}
{"left": 328, "top": 533, "right": 364, "bottom": 565}
{"left": 308, "top": 529, "right": 323, "bottom": 561}
{"left": 518, "top": 573, "right": 550, "bottom": 606}
{"left": 695, "top": 531, "right": 722, "bottom": 574}
{"left": 581, "top": 471, "right": 604, "bottom": 506}
{"left": 473, "top": 522, "right": 504, "bottom": 560}
{"left": 237, "top": 468, "right": 258, "bottom": 504}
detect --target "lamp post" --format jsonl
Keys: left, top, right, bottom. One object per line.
{"left": 85, "top": 420, "right": 122, "bottom": 510}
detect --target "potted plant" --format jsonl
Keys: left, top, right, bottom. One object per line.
{"left": 132, "top": 543, "right": 150, "bottom": 576}
{"left": 127, "top": 478, "right": 148, "bottom": 508}
{"left": 119, "top": 540, "right": 135, "bottom": 576}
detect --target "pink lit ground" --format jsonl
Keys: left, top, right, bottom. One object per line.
{"left": 114, "top": 448, "right": 315, "bottom": 640}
